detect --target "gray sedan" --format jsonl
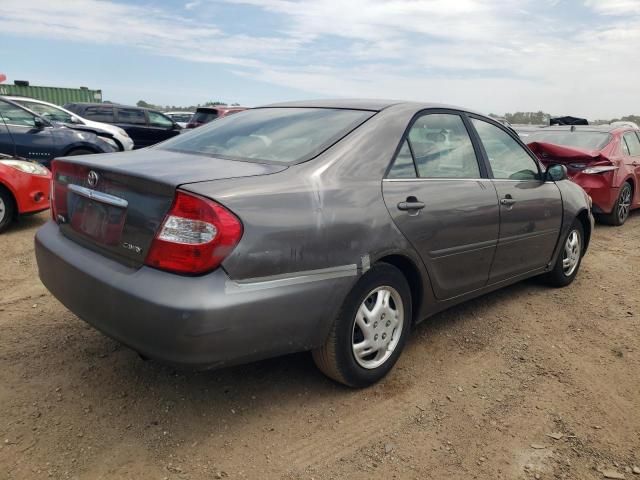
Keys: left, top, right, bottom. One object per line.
{"left": 35, "top": 100, "right": 594, "bottom": 387}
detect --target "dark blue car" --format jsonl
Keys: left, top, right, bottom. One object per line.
{"left": 0, "top": 96, "right": 117, "bottom": 168}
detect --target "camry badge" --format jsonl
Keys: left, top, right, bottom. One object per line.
{"left": 87, "top": 170, "right": 99, "bottom": 187}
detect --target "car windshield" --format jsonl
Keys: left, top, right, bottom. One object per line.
{"left": 15, "top": 101, "right": 75, "bottom": 123}
{"left": 0, "top": 101, "right": 36, "bottom": 127}
{"left": 160, "top": 107, "right": 375, "bottom": 164}
{"left": 522, "top": 131, "right": 611, "bottom": 150}
{"left": 169, "top": 113, "right": 192, "bottom": 122}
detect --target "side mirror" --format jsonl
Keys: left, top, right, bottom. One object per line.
{"left": 546, "top": 164, "right": 568, "bottom": 182}
{"left": 33, "top": 116, "right": 49, "bottom": 129}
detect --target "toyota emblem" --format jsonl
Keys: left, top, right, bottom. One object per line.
{"left": 87, "top": 170, "right": 99, "bottom": 187}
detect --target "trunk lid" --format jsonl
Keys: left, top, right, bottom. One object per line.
{"left": 527, "top": 142, "right": 611, "bottom": 174}
{"left": 52, "top": 149, "right": 286, "bottom": 267}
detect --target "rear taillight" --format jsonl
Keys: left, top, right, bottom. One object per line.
{"left": 145, "top": 190, "right": 243, "bottom": 275}
{"left": 51, "top": 160, "right": 88, "bottom": 222}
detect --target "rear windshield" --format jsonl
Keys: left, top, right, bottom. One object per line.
{"left": 192, "top": 110, "right": 218, "bottom": 123}
{"left": 159, "top": 107, "right": 375, "bottom": 164}
{"left": 522, "top": 131, "right": 611, "bottom": 150}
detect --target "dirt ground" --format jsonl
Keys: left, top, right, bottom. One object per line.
{"left": 1, "top": 212, "right": 639, "bottom": 480}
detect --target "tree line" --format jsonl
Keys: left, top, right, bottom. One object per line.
{"left": 490, "top": 111, "right": 640, "bottom": 126}
{"left": 135, "top": 100, "right": 241, "bottom": 112}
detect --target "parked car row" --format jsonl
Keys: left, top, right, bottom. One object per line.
{"left": 34, "top": 100, "right": 595, "bottom": 388}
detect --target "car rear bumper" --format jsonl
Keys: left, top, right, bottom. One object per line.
{"left": 570, "top": 173, "right": 617, "bottom": 214}
{"left": 35, "top": 221, "right": 354, "bottom": 369}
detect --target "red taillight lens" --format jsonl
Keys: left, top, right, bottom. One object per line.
{"left": 51, "top": 160, "right": 88, "bottom": 222}
{"left": 145, "top": 190, "right": 243, "bottom": 275}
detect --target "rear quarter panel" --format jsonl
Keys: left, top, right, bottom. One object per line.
{"left": 184, "top": 104, "right": 435, "bottom": 321}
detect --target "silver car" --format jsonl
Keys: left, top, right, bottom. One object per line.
{"left": 35, "top": 100, "right": 593, "bottom": 387}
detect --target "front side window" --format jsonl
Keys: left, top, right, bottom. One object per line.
{"left": 17, "top": 101, "right": 74, "bottom": 123}
{"left": 148, "top": 111, "right": 174, "bottom": 128}
{"left": 159, "top": 107, "right": 374, "bottom": 164}
{"left": 116, "top": 108, "right": 146, "bottom": 125}
{"left": 84, "top": 106, "right": 113, "bottom": 122}
{"left": 0, "top": 100, "right": 36, "bottom": 127}
{"left": 623, "top": 132, "right": 640, "bottom": 156}
{"left": 472, "top": 118, "right": 540, "bottom": 180}
{"left": 407, "top": 113, "right": 480, "bottom": 179}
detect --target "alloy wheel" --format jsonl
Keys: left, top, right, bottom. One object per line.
{"left": 618, "top": 185, "right": 632, "bottom": 224}
{"left": 351, "top": 286, "right": 404, "bottom": 369}
{"left": 0, "top": 196, "right": 5, "bottom": 224}
{"left": 562, "top": 229, "right": 581, "bottom": 277}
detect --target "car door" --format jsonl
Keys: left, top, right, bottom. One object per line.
{"left": 382, "top": 111, "right": 500, "bottom": 300}
{"left": 147, "top": 110, "right": 181, "bottom": 145}
{"left": 114, "top": 107, "right": 148, "bottom": 148}
{"left": 0, "top": 99, "right": 55, "bottom": 163}
{"left": 622, "top": 132, "right": 640, "bottom": 206}
{"left": 469, "top": 117, "right": 563, "bottom": 283}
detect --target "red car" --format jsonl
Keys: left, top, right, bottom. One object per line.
{"left": 523, "top": 126, "right": 640, "bottom": 225}
{"left": 185, "top": 106, "right": 247, "bottom": 129}
{"left": 0, "top": 156, "right": 51, "bottom": 232}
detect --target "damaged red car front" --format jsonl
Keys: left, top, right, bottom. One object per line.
{"left": 521, "top": 126, "right": 640, "bottom": 225}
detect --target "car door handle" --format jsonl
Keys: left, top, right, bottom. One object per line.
{"left": 398, "top": 199, "right": 425, "bottom": 211}
{"left": 633, "top": 161, "right": 639, "bottom": 166}
{"left": 500, "top": 196, "right": 516, "bottom": 206}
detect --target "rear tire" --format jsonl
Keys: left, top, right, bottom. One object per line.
{"left": 312, "top": 263, "right": 412, "bottom": 388}
{"left": 0, "top": 188, "right": 16, "bottom": 233}
{"left": 541, "top": 220, "right": 584, "bottom": 288}
{"left": 600, "top": 182, "right": 632, "bottom": 226}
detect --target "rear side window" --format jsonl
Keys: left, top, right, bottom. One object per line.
{"left": 623, "top": 132, "right": 640, "bottom": 156}
{"left": 407, "top": 113, "right": 480, "bottom": 179}
{"left": 387, "top": 140, "right": 417, "bottom": 178}
{"left": 83, "top": 106, "right": 114, "bottom": 122}
{"left": 159, "top": 107, "right": 375, "bottom": 164}
{"left": 472, "top": 118, "right": 540, "bottom": 181}
{"left": 116, "top": 108, "right": 146, "bottom": 125}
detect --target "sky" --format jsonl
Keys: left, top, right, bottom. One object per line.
{"left": 1, "top": 0, "right": 639, "bottom": 119}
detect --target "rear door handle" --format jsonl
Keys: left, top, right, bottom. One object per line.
{"left": 398, "top": 200, "right": 425, "bottom": 211}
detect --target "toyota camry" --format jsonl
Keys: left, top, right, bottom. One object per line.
{"left": 35, "top": 100, "right": 594, "bottom": 387}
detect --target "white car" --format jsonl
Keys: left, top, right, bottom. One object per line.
{"left": 6, "top": 96, "right": 134, "bottom": 151}
{"left": 165, "top": 111, "right": 194, "bottom": 129}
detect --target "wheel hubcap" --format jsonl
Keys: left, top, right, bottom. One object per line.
{"left": 351, "top": 286, "right": 404, "bottom": 370}
{"left": 562, "top": 230, "right": 581, "bottom": 277}
{"left": 618, "top": 186, "right": 631, "bottom": 223}
{"left": 0, "top": 197, "right": 5, "bottom": 223}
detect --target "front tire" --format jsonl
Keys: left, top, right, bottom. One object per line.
{"left": 600, "top": 182, "right": 632, "bottom": 226}
{"left": 542, "top": 220, "right": 584, "bottom": 288}
{"left": 66, "top": 149, "right": 96, "bottom": 156}
{"left": 0, "top": 188, "right": 16, "bottom": 233}
{"left": 312, "top": 263, "right": 412, "bottom": 388}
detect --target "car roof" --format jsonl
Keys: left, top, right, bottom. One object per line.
{"left": 262, "top": 98, "right": 486, "bottom": 115}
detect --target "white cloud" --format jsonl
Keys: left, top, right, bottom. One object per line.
{"left": 584, "top": 0, "right": 640, "bottom": 15}
{"left": 2, "top": 0, "right": 639, "bottom": 117}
